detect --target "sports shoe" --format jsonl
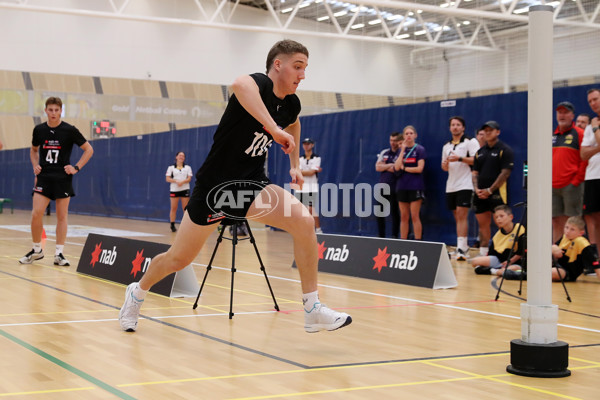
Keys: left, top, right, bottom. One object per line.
{"left": 315, "top": 227, "right": 323, "bottom": 234}
{"left": 170, "top": 223, "right": 177, "bottom": 232}
{"left": 456, "top": 249, "right": 468, "bottom": 261}
{"left": 54, "top": 253, "right": 70, "bottom": 266}
{"left": 19, "top": 249, "right": 44, "bottom": 264}
{"left": 474, "top": 266, "right": 492, "bottom": 275}
{"left": 304, "top": 303, "right": 352, "bottom": 333}
{"left": 119, "top": 282, "right": 144, "bottom": 332}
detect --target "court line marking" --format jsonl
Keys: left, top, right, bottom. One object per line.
{"left": 0, "top": 388, "right": 95, "bottom": 397}
{"left": 424, "top": 361, "right": 581, "bottom": 400}
{"left": 0, "top": 329, "right": 135, "bottom": 400}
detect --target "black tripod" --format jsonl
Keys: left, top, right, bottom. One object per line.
{"left": 495, "top": 202, "right": 571, "bottom": 302}
{"left": 192, "top": 219, "right": 280, "bottom": 318}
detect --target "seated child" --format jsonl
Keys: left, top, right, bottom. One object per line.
{"left": 552, "top": 216, "right": 600, "bottom": 281}
{"left": 470, "top": 205, "right": 525, "bottom": 276}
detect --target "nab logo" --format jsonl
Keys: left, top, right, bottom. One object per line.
{"left": 130, "top": 249, "right": 152, "bottom": 279}
{"left": 372, "top": 247, "right": 418, "bottom": 273}
{"left": 318, "top": 241, "right": 349, "bottom": 262}
{"left": 90, "top": 243, "right": 118, "bottom": 267}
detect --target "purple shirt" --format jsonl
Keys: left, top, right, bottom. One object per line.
{"left": 395, "top": 144, "right": 426, "bottom": 191}
{"left": 377, "top": 148, "right": 400, "bottom": 185}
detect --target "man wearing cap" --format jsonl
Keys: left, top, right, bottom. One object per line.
{"left": 472, "top": 121, "right": 514, "bottom": 256}
{"left": 580, "top": 88, "right": 600, "bottom": 256}
{"left": 296, "top": 138, "right": 323, "bottom": 233}
{"left": 552, "top": 101, "right": 587, "bottom": 242}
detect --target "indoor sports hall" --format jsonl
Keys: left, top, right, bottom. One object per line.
{"left": 1, "top": 1, "right": 600, "bottom": 399}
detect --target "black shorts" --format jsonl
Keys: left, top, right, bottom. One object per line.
{"left": 294, "top": 191, "right": 319, "bottom": 208}
{"left": 473, "top": 192, "right": 505, "bottom": 214}
{"left": 186, "top": 177, "right": 271, "bottom": 225}
{"left": 583, "top": 179, "right": 600, "bottom": 214}
{"left": 33, "top": 175, "right": 75, "bottom": 201}
{"left": 446, "top": 190, "right": 473, "bottom": 210}
{"left": 396, "top": 190, "right": 425, "bottom": 203}
{"left": 170, "top": 189, "right": 190, "bottom": 198}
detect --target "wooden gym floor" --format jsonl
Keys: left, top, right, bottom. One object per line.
{"left": 0, "top": 210, "right": 599, "bottom": 399}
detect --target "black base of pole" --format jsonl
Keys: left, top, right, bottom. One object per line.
{"left": 507, "top": 339, "right": 571, "bottom": 378}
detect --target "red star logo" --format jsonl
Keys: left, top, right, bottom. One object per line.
{"left": 318, "top": 241, "right": 327, "bottom": 259}
{"left": 131, "top": 249, "right": 145, "bottom": 278}
{"left": 372, "top": 247, "right": 390, "bottom": 273}
{"left": 90, "top": 242, "right": 102, "bottom": 267}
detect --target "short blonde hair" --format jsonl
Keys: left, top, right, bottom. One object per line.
{"left": 566, "top": 216, "right": 585, "bottom": 231}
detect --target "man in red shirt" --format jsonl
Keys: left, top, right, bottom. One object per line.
{"left": 552, "top": 101, "right": 587, "bottom": 242}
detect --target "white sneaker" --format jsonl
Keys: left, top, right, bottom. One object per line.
{"left": 304, "top": 303, "right": 352, "bottom": 333}
{"left": 119, "top": 283, "right": 144, "bottom": 332}
{"left": 54, "top": 253, "right": 70, "bottom": 266}
{"left": 19, "top": 249, "right": 44, "bottom": 264}
{"left": 315, "top": 227, "right": 323, "bottom": 234}
{"left": 455, "top": 249, "right": 468, "bottom": 262}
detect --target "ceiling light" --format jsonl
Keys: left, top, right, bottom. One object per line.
{"left": 317, "top": 16, "right": 330, "bottom": 21}
{"left": 368, "top": 19, "right": 381, "bottom": 25}
{"left": 463, "top": 21, "right": 470, "bottom": 25}
{"left": 408, "top": 11, "right": 414, "bottom": 16}
{"left": 351, "top": 23, "right": 365, "bottom": 29}
{"left": 414, "top": 30, "right": 427, "bottom": 36}
{"left": 299, "top": 2, "right": 311, "bottom": 9}
{"left": 417, "top": 9, "right": 423, "bottom": 14}
{"left": 387, "top": 14, "right": 402, "bottom": 21}
{"left": 396, "top": 34, "right": 410, "bottom": 39}
{"left": 281, "top": 7, "right": 293, "bottom": 13}
{"left": 333, "top": 10, "right": 347, "bottom": 17}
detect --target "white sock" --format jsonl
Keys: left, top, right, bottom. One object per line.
{"left": 33, "top": 243, "right": 42, "bottom": 252}
{"left": 132, "top": 282, "right": 148, "bottom": 302}
{"left": 302, "top": 290, "right": 319, "bottom": 312}
{"left": 480, "top": 247, "right": 489, "bottom": 256}
{"left": 457, "top": 237, "right": 468, "bottom": 252}
{"left": 55, "top": 245, "right": 64, "bottom": 256}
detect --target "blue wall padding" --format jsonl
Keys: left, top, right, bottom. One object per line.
{"left": 1, "top": 83, "right": 595, "bottom": 244}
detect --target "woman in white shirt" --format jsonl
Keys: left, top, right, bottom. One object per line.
{"left": 165, "top": 151, "right": 193, "bottom": 232}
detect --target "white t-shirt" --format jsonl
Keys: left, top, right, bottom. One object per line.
{"left": 166, "top": 164, "right": 193, "bottom": 192}
{"left": 581, "top": 124, "right": 600, "bottom": 180}
{"left": 296, "top": 154, "right": 321, "bottom": 193}
{"left": 441, "top": 136, "right": 480, "bottom": 193}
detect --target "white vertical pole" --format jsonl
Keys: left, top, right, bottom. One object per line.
{"left": 522, "top": 4, "right": 556, "bottom": 344}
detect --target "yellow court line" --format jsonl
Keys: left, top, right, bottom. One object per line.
{"left": 0, "top": 387, "right": 95, "bottom": 397}
{"left": 423, "top": 361, "right": 581, "bottom": 400}
{"left": 118, "top": 352, "right": 509, "bottom": 387}
{"left": 568, "top": 356, "right": 600, "bottom": 365}
{"left": 228, "top": 376, "right": 479, "bottom": 400}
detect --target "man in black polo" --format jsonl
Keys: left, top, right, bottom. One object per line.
{"left": 472, "top": 121, "right": 515, "bottom": 257}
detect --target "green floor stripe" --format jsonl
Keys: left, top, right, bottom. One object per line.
{"left": 0, "top": 329, "right": 136, "bottom": 400}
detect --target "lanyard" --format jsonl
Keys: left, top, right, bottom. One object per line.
{"left": 404, "top": 144, "right": 417, "bottom": 161}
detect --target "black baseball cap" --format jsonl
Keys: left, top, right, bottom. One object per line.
{"left": 556, "top": 101, "right": 575, "bottom": 113}
{"left": 302, "top": 138, "right": 314, "bottom": 144}
{"left": 480, "top": 121, "right": 500, "bottom": 130}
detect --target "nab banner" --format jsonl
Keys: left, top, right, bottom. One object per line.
{"left": 77, "top": 233, "right": 199, "bottom": 297}
{"left": 294, "top": 233, "right": 457, "bottom": 289}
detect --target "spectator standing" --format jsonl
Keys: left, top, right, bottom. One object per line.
{"left": 576, "top": 113, "right": 591, "bottom": 130}
{"left": 394, "top": 125, "right": 426, "bottom": 240}
{"left": 472, "top": 121, "right": 514, "bottom": 256}
{"left": 375, "top": 132, "right": 402, "bottom": 238}
{"left": 580, "top": 88, "right": 600, "bottom": 255}
{"left": 296, "top": 138, "right": 322, "bottom": 233}
{"left": 441, "top": 116, "right": 480, "bottom": 260}
{"left": 552, "top": 101, "right": 587, "bottom": 242}
{"left": 166, "top": 151, "right": 193, "bottom": 232}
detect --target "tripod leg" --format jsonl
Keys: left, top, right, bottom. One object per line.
{"left": 245, "top": 221, "right": 279, "bottom": 311}
{"left": 553, "top": 261, "right": 572, "bottom": 303}
{"left": 193, "top": 226, "right": 226, "bottom": 309}
{"left": 229, "top": 224, "right": 238, "bottom": 319}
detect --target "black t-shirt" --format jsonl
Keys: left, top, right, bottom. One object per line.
{"left": 473, "top": 140, "right": 514, "bottom": 188}
{"left": 195, "top": 73, "right": 301, "bottom": 184}
{"left": 32, "top": 121, "right": 87, "bottom": 179}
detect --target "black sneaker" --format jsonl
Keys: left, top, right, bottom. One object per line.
{"left": 170, "top": 223, "right": 177, "bottom": 232}
{"left": 474, "top": 266, "right": 491, "bottom": 275}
